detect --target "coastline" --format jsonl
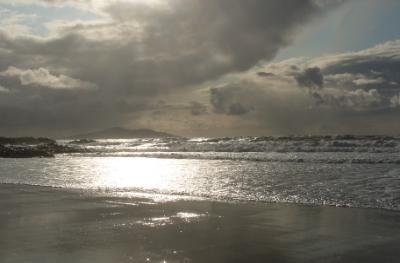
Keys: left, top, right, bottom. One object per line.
{"left": 1, "top": 183, "right": 400, "bottom": 263}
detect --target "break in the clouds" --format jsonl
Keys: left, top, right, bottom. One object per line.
{"left": 1, "top": 0, "right": 400, "bottom": 136}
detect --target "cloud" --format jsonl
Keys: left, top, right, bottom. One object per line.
{"left": 312, "top": 0, "right": 347, "bottom": 8}
{"left": 190, "top": 101, "right": 208, "bottom": 116}
{"left": 210, "top": 86, "right": 253, "bottom": 115}
{"left": 0, "top": 84, "right": 9, "bottom": 93}
{"left": 0, "top": 0, "right": 328, "bottom": 93}
{"left": 228, "top": 102, "right": 250, "bottom": 115}
{"left": 390, "top": 94, "right": 400, "bottom": 108}
{"left": 344, "top": 89, "right": 382, "bottom": 108}
{"left": 311, "top": 40, "right": 400, "bottom": 96}
{"left": 295, "top": 67, "right": 324, "bottom": 89}
{"left": 314, "top": 88, "right": 382, "bottom": 111}
{"left": 0, "top": 0, "right": 332, "bottom": 136}
{"left": 257, "top": 72, "right": 276, "bottom": 77}
{"left": 255, "top": 39, "right": 400, "bottom": 112}
{"left": 352, "top": 76, "right": 386, "bottom": 86}
{"left": 0, "top": 67, "right": 97, "bottom": 90}
{"left": 179, "top": 38, "right": 400, "bottom": 135}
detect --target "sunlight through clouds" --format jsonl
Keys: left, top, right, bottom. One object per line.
{"left": 2, "top": 0, "right": 400, "bottom": 136}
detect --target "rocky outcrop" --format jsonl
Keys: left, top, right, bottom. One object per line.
{"left": 0, "top": 145, "right": 55, "bottom": 158}
{"left": 0, "top": 137, "right": 90, "bottom": 158}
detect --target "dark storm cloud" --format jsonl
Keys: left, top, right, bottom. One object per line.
{"left": 254, "top": 40, "right": 400, "bottom": 113}
{"left": 190, "top": 101, "right": 208, "bottom": 116}
{"left": 203, "top": 76, "right": 400, "bottom": 135}
{"left": 210, "top": 86, "right": 252, "bottom": 115}
{"left": 315, "top": 40, "right": 400, "bottom": 89}
{"left": 228, "top": 103, "right": 250, "bottom": 115}
{"left": 0, "top": 0, "right": 332, "bottom": 136}
{"left": 295, "top": 67, "right": 324, "bottom": 89}
{"left": 257, "top": 72, "right": 276, "bottom": 78}
{"left": 193, "top": 39, "right": 400, "bottom": 135}
{"left": 308, "top": 41, "right": 400, "bottom": 111}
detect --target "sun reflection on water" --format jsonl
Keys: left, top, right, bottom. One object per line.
{"left": 93, "top": 157, "right": 195, "bottom": 193}
{"left": 136, "top": 212, "right": 206, "bottom": 227}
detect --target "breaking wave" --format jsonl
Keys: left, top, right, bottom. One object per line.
{"left": 59, "top": 135, "right": 400, "bottom": 164}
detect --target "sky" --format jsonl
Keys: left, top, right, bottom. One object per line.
{"left": 0, "top": 0, "right": 400, "bottom": 137}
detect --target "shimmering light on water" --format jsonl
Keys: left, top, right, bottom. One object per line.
{"left": 0, "top": 155, "right": 399, "bottom": 210}
{"left": 136, "top": 212, "right": 206, "bottom": 227}
{"left": 96, "top": 157, "right": 184, "bottom": 190}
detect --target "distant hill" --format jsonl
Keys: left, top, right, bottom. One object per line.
{"left": 68, "top": 127, "right": 176, "bottom": 139}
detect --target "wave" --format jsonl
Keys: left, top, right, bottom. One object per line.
{"left": 59, "top": 135, "right": 400, "bottom": 155}
{"left": 64, "top": 151, "right": 400, "bottom": 164}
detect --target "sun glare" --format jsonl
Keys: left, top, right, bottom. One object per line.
{"left": 95, "top": 157, "right": 184, "bottom": 191}
{"left": 92, "top": 0, "right": 166, "bottom": 8}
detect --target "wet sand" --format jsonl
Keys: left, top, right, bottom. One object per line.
{"left": 1, "top": 184, "right": 400, "bottom": 263}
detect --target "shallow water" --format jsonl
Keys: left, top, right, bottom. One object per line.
{"left": 2, "top": 184, "right": 400, "bottom": 263}
{"left": 1, "top": 136, "right": 400, "bottom": 210}
{"left": 2, "top": 136, "right": 400, "bottom": 262}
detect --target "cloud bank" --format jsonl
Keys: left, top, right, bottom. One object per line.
{"left": 0, "top": 0, "right": 331, "bottom": 136}
{"left": 204, "top": 39, "right": 400, "bottom": 135}
{"left": 2, "top": 0, "right": 399, "bottom": 136}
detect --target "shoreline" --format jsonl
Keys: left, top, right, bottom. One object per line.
{"left": 1, "top": 183, "right": 400, "bottom": 262}
{"left": 2, "top": 181, "right": 399, "bottom": 212}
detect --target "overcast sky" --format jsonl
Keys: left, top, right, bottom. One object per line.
{"left": 1, "top": 0, "right": 400, "bottom": 137}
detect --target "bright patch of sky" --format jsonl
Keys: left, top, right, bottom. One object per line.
{"left": 276, "top": 0, "right": 400, "bottom": 61}
{"left": 0, "top": 3, "right": 99, "bottom": 36}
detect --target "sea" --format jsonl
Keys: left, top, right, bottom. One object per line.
{"left": 1, "top": 135, "right": 399, "bottom": 210}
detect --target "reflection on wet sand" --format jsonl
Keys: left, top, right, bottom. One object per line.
{"left": 1, "top": 184, "right": 400, "bottom": 263}
{"left": 136, "top": 212, "right": 207, "bottom": 228}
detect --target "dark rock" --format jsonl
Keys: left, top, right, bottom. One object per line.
{"left": 0, "top": 145, "right": 54, "bottom": 158}
{"left": 0, "top": 137, "right": 92, "bottom": 158}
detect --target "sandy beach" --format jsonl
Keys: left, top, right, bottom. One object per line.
{"left": 1, "top": 183, "right": 399, "bottom": 263}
